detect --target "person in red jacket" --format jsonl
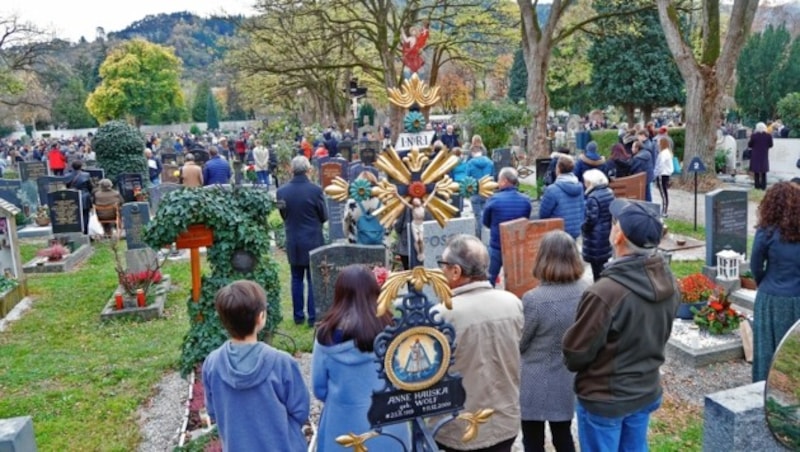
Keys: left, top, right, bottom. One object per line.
{"left": 48, "top": 143, "right": 67, "bottom": 176}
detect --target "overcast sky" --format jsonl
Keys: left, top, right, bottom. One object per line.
{"left": 4, "top": 0, "right": 258, "bottom": 43}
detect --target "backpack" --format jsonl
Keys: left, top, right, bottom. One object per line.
{"left": 356, "top": 200, "right": 385, "bottom": 245}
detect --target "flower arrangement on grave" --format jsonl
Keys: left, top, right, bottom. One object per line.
{"left": 119, "top": 269, "right": 163, "bottom": 297}
{"left": 34, "top": 206, "right": 50, "bottom": 226}
{"left": 245, "top": 164, "right": 257, "bottom": 182}
{"left": 372, "top": 265, "right": 390, "bottom": 287}
{"left": 692, "top": 289, "right": 744, "bottom": 335}
{"left": 37, "top": 243, "right": 69, "bottom": 261}
{"left": 133, "top": 187, "right": 147, "bottom": 202}
{"left": 678, "top": 273, "right": 717, "bottom": 303}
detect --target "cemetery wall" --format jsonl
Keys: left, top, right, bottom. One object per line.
{"left": 29, "top": 120, "right": 263, "bottom": 140}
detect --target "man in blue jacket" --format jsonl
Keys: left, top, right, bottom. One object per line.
{"left": 202, "top": 148, "right": 232, "bottom": 185}
{"left": 483, "top": 167, "right": 532, "bottom": 286}
{"left": 540, "top": 155, "right": 585, "bottom": 239}
{"left": 276, "top": 156, "right": 327, "bottom": 326}
{"left": 466, "top": 147, "right": 495, "bottom": 239}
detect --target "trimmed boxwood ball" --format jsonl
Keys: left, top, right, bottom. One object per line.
{"left": 92, "top": 120, "right": 148, "bottom": 185}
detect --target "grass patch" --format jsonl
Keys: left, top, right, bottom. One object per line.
{"left": 747, "top": 188, "right": 766, "bottom": 204}
{"left": 518, "top": 182, "right": 537, "bottom": 200}
{"left": 0, "top": 241, "right": 192, "bottom": 450}
{"left": 670, "top": 260, "right": 704, "bottom": 279}
{"left": 649, "top": 394, "right": 703, "bottom": 451}
{"left": 272, "top": 249, "right": 315, "bottom": 354}
{"left": 664, "top": 218, "right": 706, "bottom": 241}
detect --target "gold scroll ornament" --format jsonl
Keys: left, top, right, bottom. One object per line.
{"left": 387, "top": 73, "right": 441, "bottom": 109}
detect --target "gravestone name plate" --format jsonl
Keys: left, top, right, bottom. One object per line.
{"left": 37, "top": 175, "right": 70, "bottom": 206}
{"left": 326, "top": 199, "right": 345, "bottom": 242}
{"left": 0, "top": 180, "right": 23, "bottom": 210}
{"left": 122, "top": 202, "right": 151, "bottom": 250}
{"left": 117, "top": 173, "right": 144, "bottom": 203}
{"left": 500, "top": 218, "right": 565, "bottom": 298}
{"left": 421, "top": 217, "right": 476, "bottom": 270}
{"left": 705, "top": 189, "right": 748, "bottom": 266}
{"left": 48, "top": 190, "right": 83, "bottom": 234}
{"left": 18, "top": 161, "right": 47, "bottom": 182}
{"left": 309, "top": 243, "right": 386, "bottom": 318}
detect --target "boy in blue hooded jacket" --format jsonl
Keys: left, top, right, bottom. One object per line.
{"left": 203, "top": 281, "right": 310, "bottom": 452}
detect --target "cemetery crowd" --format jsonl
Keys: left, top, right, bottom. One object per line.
{"left": 3, "top": 118, "right": 798, "bottom": 451}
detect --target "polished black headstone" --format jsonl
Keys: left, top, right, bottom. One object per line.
{"left": 18, "top": 161, "right": 47, "bottom": 182}
{"left": 117, "top": 173, "right": 144, "bottom": 203}
{"left": 309, "top": 243, "right": 386, "bottom": 318}
{"left": 37, "top": 175, "right": 71, "bottom": 206}
{"left": 705, "top": 189, "right": 748, "bottom": 266}
{"left": 48, "top": 189, "right": 83, "bottom": 234}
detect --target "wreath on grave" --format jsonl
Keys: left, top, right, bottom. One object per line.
{"left": 142, "top": 186, "right": 281, "bottom": 376}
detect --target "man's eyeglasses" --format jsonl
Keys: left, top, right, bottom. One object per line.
{"left": 437, "top": 260, "right": 453, "bottom": 269}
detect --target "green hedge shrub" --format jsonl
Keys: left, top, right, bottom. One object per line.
{"left": 92, "top": 120, "right": 147, "bottom": 185}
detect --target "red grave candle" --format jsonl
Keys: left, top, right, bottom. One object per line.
{"left": 136, "top": 289, "right": 145, "bottom": 307}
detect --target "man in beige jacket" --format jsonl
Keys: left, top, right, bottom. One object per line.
{"left": 433, "top": 234, "right": 523, "bottom": 452}
{"left": 179, "top": 153, "right": 203, "bottom": 187}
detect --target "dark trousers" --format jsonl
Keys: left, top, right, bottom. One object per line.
{"left": 82, "top": 209, "right": 90, "bottom": 235}
{"left": 521, "top": 420, "right": 575, "bottom": 452}
{"left": 290, "top": 265, "right": 315, "bottom": 324}
{"left": 754, "top": 172, "right": 767, "bottom": 190}
{"left": 657, "top": 175, "right": 670, "bottom": 215}
{"left": 590, "top": 260, "right": 606, "bottom": 282}
{"left": 437, "top": 436, "right": 516, "bottom": 452}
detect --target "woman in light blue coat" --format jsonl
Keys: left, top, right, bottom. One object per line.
{"left": 311, "top": 265, "right": 410, "bottom": 451}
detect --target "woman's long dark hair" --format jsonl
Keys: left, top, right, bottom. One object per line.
{"left": 316, "top": 265, "right": 393, "bottom": 352}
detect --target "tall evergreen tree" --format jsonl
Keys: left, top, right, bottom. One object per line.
{"left": 735, "top": 25, "right": 793, "bottom": 124}
{"left": 508, "top": 47, "right": 527, "bottom": 104}
{"left": 192, "top": 80, "right": 211, "bottom": 122}
{"left": 588, "top": 1, "right": 684, "bottom": 124}
{"left": 206, "top": 91, "right": 219, "bottom": 130}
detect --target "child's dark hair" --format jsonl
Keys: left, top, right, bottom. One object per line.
{"left": 214, "top": 280, "right": 267, "bottom": 339}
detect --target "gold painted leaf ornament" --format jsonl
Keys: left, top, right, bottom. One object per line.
{"left": 335, "top": 431, "right": 380, "bottom": 452}
{"left": 387, "top": 73, "right": 441, "bottom": 109}
{"left": 376, "top": 267, "right": 453, "bottom": 316}
{"left": 458, "top": 408, "right": 495, "bottom": 443}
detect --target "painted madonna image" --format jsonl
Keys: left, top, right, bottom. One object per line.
{"left": 385, "top": 326, "right": 450, "bottom": 391}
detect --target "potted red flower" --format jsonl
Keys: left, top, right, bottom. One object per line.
{"left": 676, "top": 273, "right": 717, "bottom": 319}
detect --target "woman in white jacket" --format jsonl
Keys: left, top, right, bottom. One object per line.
{"left": 654, "top": 137, "right": 674, "bottom": 217}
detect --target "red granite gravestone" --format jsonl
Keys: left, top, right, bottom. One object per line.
{"left": 499, "top": 218, "right": 564, "bottom": 298}
{"left": 609, "top": 172, "right": 647, "bottom": 201}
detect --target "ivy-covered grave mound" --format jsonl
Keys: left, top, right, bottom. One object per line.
{"left": 92, "top": 120, "right": 148, "bottom": 185}
{"left": 142, "top": 186, "right": 281, "bottom": 376}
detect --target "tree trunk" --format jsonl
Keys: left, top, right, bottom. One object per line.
{"left": 526, "top": 54, "right": 551, "bottom": 160}
{"left": 625, "top": 104, "right": 635, "bottom": 127}
{"left": 681, "top": 68, "right": 721, "bottom": 173}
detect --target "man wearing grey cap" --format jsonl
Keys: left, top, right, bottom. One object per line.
{"left": 562, "top": 199, "right": 680, "bottom": 451}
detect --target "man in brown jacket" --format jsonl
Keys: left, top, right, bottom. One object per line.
{"left": 180, "top": 153, "right": 203, "bottom": 187}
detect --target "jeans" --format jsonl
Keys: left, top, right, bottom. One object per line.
{"left": 645, "top": 180, "right": 652, "bottom": 202}
{"left": 256, "top": 170, "right": 269, "bottom": 186}
{"left": 577, "top": 396, "right": 661, "bottom": 452}
{"left": 521, "top": 420, "right": 575, "bottom": 452}
{"left": 471, "top": 195, "right": 486, "bottom": 239}
{"left": 290, "top": 265, "right": 315, "bottom": 324}
{"left": 656, "top": 175, "right": 669, "bottom": 215}
{"left": 488, "top": 246, "right": 503, "bottom": 287}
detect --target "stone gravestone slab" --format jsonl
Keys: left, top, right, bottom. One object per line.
{"left": 491, "top": 148, "right": 513, "bottom": 177}
{"left": 36, "top": 175, "right": 70, "bottom": 206}
{"left": 319, "top": 160, "right": 344, "bottom": 188}
{"left": 421, "top": 217, "right": 476, "bottom": 270}
{"left": 705, "top": 189, "right": 748, "bottom": 267}
{"left": 309, "top": 243, "right": 386, "bottom": 318}
{"left": 149, "top": 183, "right": 181, "bottom": 213}
{"left": 500, "top": 218, "right": 565, "bottom": 298}
{"left": 337, "top": 140, "right": 354, "bottom": 161}
{"left": 359, "top": 141, "right": 381, "bottom": 166}
{"left": 48, "top": 190, "right": 83, "bottom": 234}
{"left": 326, "top": 199, "right": 345, "bottom": 242}
{"left": 161, "top": 151, "right": 177, "bottom": 165}
{"left": 121, "top": 202, "right": 151, "bottom": 250}
{"left": 0, "top": 180, "right": 22, "bottom": 210}
{"left": 117, "top": 173, "right": 144, "bottom": 203}
{"left": 704, "top": 382, "right": 783, "bottom": 452}
{"left": 609, "top": 172, "right": 647, "bottom": 201}
{"left": 0, "top": 416, "right": 37, "bottom": 452}
{"left": 18, "top": 161, "right": 47, "bottom": 183}
{"left": 85, "top": 168, "right": 104, "bottom": 189}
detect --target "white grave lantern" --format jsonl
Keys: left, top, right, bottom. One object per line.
{"left": 716, "top": 249, "right": 743, "bottom": 281}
